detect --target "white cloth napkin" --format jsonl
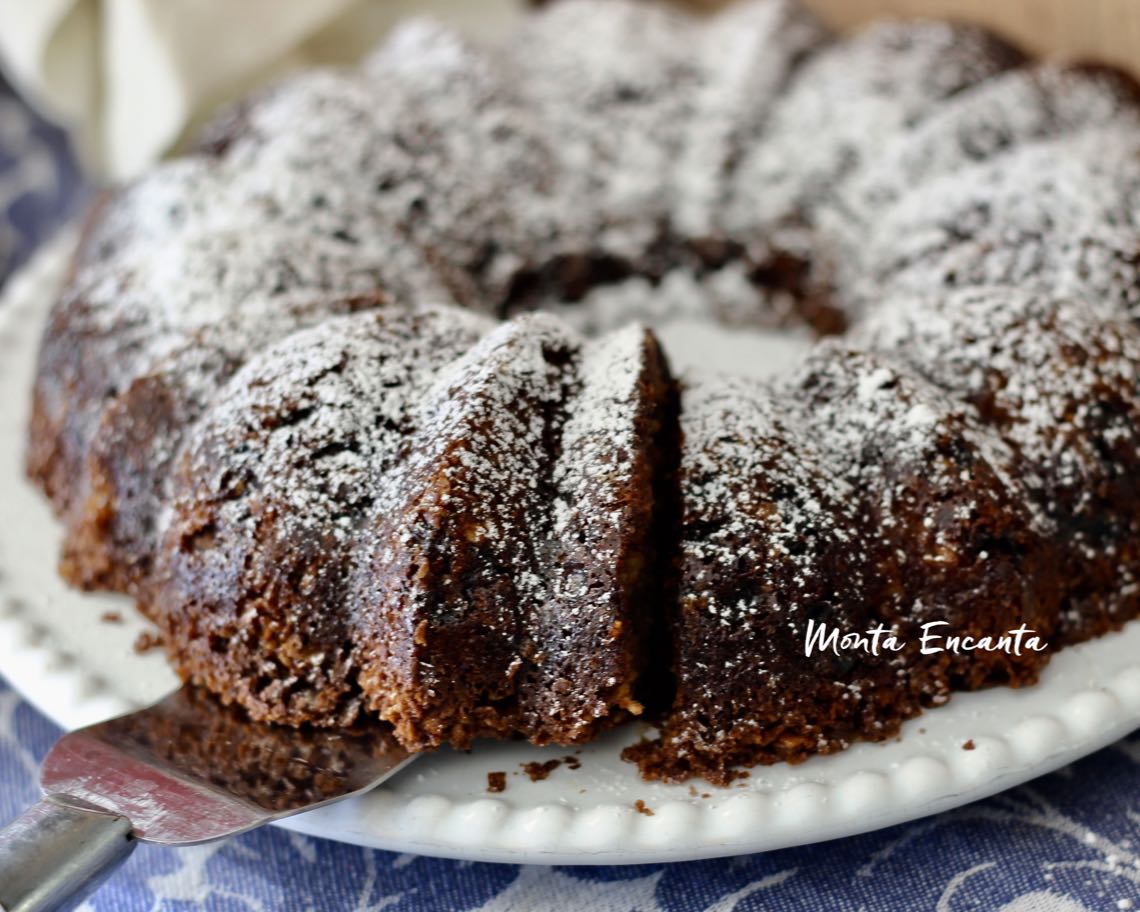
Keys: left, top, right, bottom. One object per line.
{"left": 0, "top": 0, "right": 523, "bottom": 180}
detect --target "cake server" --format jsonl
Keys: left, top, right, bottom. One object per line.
{"left": 0, "top": 685, "right": 413, "bottom": 912}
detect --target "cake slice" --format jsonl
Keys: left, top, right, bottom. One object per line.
{"left": 350, "top": 315, "right": 578, "bottom": 747}
{"left": 516, "top": 323, "right": 675, "bottom": 743}
{"left": 351, "top": 317, "right": 674, "bottom": 749}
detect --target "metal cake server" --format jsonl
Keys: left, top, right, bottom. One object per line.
{"left": 0, "top": 685, "right": 413, "bottom": 912}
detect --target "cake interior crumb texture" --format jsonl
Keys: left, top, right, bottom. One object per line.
{"left": 24, "top": 0, "right": 1140, "bottom": 784}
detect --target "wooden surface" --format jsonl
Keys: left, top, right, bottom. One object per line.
{"left": 686, "top": 0, "right": 1140, "bottom": 75}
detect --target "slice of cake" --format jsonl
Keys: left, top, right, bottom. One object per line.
{"left": 353, "top": 317, "right": 674, "bottom": 749}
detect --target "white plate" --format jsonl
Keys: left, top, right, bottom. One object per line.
{"left": 2, "top": 235, "right": 1139, "bottom": 865}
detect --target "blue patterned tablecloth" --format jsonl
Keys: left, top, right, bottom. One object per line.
{"left": 0, "top": 75, "right": 85, "bottom": 285}
{"left": 2, "top": 72, "right": 1139, "bottom": 912}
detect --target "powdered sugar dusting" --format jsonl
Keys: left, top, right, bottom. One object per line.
{"left": 725, "top": 18, "right": 1024, "bottom": 238}
{"left": 151, "top": 307, "right": 492, "bottom": 722}
{"left": 833, "top": 63, "right": 1140, "bottom": 223}
{"left": 176, "top": 306, "right": 492, "bottom": 544}
{"left": 678, "top": 374, "right": 860, "bottom": 628}
{"left": 552, "top": 323, "right": 647, "bottom": 557}
{"left": 853, "top": 287, "right": 1140, "bottom": 634}
{"left": 783, "top": 344, "right": 1035, "bottom": 537}
{"left": 851, "top": 125, "right": 1140, "bottom": 318}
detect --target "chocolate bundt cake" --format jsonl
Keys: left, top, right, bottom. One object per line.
{"left": 26, "top": 0, "right": 1140, "bottom": 783}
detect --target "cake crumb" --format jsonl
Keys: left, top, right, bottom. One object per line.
{"left": 522, "top": 759, "right": 562, "bottom": 782}
{"left": 487, "top": 771, "right": 507, "bottom": 793}
{"left": 100, "top": 611, "right": 123, "bottom": 624}
{"left": 962, "top": 739, "right": 976, "bottom": 751}
{"left": 133, "top": 629, "right": 163, "bottom": 654}
{"left": 634, "top": 799, "right": 655, "bottom": 816}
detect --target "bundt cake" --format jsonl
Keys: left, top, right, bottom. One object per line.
{"left": 26, "top": 0, "right": 1140, "bottom": 784}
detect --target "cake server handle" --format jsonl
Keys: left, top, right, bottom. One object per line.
{"left": 0, "top": 795, "right": 135, "bottom": 912}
